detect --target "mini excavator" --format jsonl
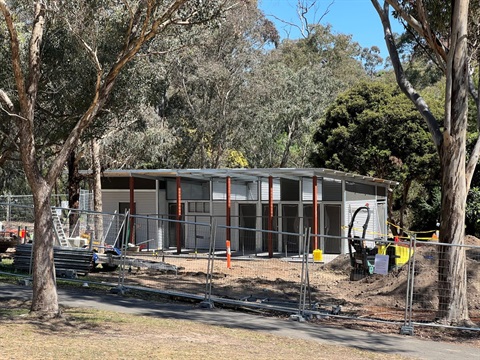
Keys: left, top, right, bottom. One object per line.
{"left": 347, "top": 205, "right": 411, "bottom": 281}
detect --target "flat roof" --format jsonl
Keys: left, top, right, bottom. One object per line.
{"left": 97, "top": 168, "right": 399, "bottom": 187}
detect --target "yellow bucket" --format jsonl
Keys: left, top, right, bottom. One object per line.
{"left": 313, "top": 249, "right": 323, "bottom": 262}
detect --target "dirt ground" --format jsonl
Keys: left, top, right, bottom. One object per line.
{"left": 95, "top": 237, "right": 480, "bottom": 313}
{"left": 66, "top": 236, "right": 480, "bottom": 346}
{"left": 3, "top": 235, "right": 480, "bottom": 346}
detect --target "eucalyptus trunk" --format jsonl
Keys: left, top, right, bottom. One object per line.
{"left": 438, "top": 139, "right": 469, "bottom": 323}
{"left": 0, "top": 0, "right": 229, "bottom": 318}
{"left": 91, "top": 139, "right": 104, "bottom": 252}
{"left": 437, "top": 0, "right": 470, "bottom": 323}
{"left": 372, "top": 0, "right": 472, "bottom": 325}
{"left": 30, "top": 183, "right": 58, "bottom": 316}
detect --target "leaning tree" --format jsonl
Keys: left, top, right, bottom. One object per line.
{"left": 0, "top": 0, "right": 231, "bottom": 318}
{"left": 371, "top": 0, "right": 478, "bottom": 325}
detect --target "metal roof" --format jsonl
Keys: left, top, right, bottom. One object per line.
{"left": 98, "top": 168, "right": 399, "bottom": 187}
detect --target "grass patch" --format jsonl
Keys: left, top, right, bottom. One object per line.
{"left": 0, "top": 299, "right": 30, "bottom": 318}
{"left": 0, "top": 299, "right": 410, "bottom": 360}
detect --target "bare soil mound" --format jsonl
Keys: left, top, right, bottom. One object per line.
{"left": 320, "top": 237, "right": 480, "bottom": 316}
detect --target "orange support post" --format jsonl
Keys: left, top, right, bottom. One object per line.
{"left": 268, "top": 176, "right": 273, "bottom": 258}
{"left": 312, "top": 175, "right": 318, "bottom": 250}
{"left": 226, "top": 240, "right": 231, "bottom": 269}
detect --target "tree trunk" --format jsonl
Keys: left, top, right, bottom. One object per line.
{"left": 438, "top": 140, "right": 469, "bottom": 324}
{"left": 387, "top": 189, "right": 399, "bottom": 237}
{"left": 30, "top": 182, "right": 59, "bottom": 317}
{"left": 1, "top": 0, "right": 228, "bottom": 318}
{"left": 399, "top": 179, "right": 411, "bottom": 235}
{"left": 68, "top": 151, "right": 81, "bottom": 237}
{"left": 279, "top": 119, "right": 297, "bottom": 167}
{"left": 436, "top": 0, "right": 470, "bottom": 325}
{"left": 372, "top": 0, "right": 472, "bottom": 325}
{"left": 91, "top": 139, "right": 104, "bottom": 253}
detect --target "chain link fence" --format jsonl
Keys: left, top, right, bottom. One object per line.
{"left": 1, "top": 205, "right": 479, "bottom": 335}
{"left": 0, "top": 192, "right": 92, "bottom": 226}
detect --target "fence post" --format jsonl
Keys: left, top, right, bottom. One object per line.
{"left": 201, "top": 218, "right": 217, "bottom": 309}
{"left": 400, "top": 234, "right": 416, "bottom": 335}
{"left": 115, "top": 210, "right": 129, "bottom": 294}
{"left": 292, "top": 228, "right": 311, "bottom": 321}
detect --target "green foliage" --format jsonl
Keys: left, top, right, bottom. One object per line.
{"left": 154, "top": 2, "right": 276, "bottom": 169}
{"left": 241, "top": 24, "right": 368, "bottom": 168}
{"left": 312, "top": 81, "right": 438, "bottom": 179}
{"left": 466, "top": 187, "right": 480, "bottom": 237}
{"left": 407, "top": 183, "right": 441, "bottom": 233}
{"left": 311, "top": 80, "right": 440, "bottom": 229}
{"left": 101, "top": 105, "right": 177, "bottom": 169}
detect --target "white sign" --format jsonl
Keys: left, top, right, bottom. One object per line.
{"left": 374, "top": 254, "right": 389, "bottom": 275}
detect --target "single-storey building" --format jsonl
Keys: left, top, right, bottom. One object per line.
{"left": 99, "top": 168, "right": 397, "bottom": 257}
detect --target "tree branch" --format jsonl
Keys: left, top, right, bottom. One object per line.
{"left": 0, "top": 90, "right": 15, "bottom": 113}
{"left": 415, "top": 0, "right": 447, "bottom": 70}
{"left": 371, "top": 0, "right": 443, "bottom": 149}
{"left": 0, "top": 105, "right": 29, "bottom": 122}
{"left": 47, "top": 0, "right": 224, "bottom": 185}
{"left": 0, "top": 0, "right": 28, "bottom": 115}
{"left": 385, "top": 0, "right": 448, "bottom": 63}
{"left": 466, "top": 136, "right": 480, "bottom": 190}
{"left": 384, "top": 0, "right": 424, "bottom": 35}
{"left": 27, "top": 1, "right": 46, "bottom": 119}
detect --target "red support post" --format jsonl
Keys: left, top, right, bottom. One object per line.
{"left": 226, "top": 176, "right": 231, "bottom": 244}
{"left": 268, "top": 176, "right": 273, "bottom": 258}
{"left": 176, "top": 176, "right": 182, "bottom": 254}
{"left": 312, "top": 175, "right": 318, "bottom": 250}
{"left": 129, "top": 176, "right": 135, "bottom": 245}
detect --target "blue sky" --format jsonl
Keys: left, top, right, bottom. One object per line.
{"left": 259, "top": 0, "right": 403, "bottom": 60}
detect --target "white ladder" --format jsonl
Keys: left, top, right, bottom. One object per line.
{"left": 51, "top": 208, "right": 69, "bottom": 247}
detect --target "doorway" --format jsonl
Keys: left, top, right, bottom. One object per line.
{"left": 168, "top": 203, "right": 185, "bottom": 249}
{"left": 262, "top": 204, "right": 278, "bottom": 252}
{"left": 303, "top": 204, "right": 320, "bottom": 251}
{"left": 323, "top": 204, "right": 342, "bottom": 254}
{"left": 282, "top": 204, "right": 299, "bottom": 255}
{"left": 239, "top": 204, "right": 257, "bottom": 253}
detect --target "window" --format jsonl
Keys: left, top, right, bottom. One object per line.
{"left": 280, "top": 178, "right": 299, "bottom": 201}
{"left": 188, "top": 201, "right": 210, "bottom": 213}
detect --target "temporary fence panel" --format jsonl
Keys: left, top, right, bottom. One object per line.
{"left": 409, "top": 239, "right": 480, "bottom": 329}
{"left": 1, "top": 204, "right": 479, "bottom": 334}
